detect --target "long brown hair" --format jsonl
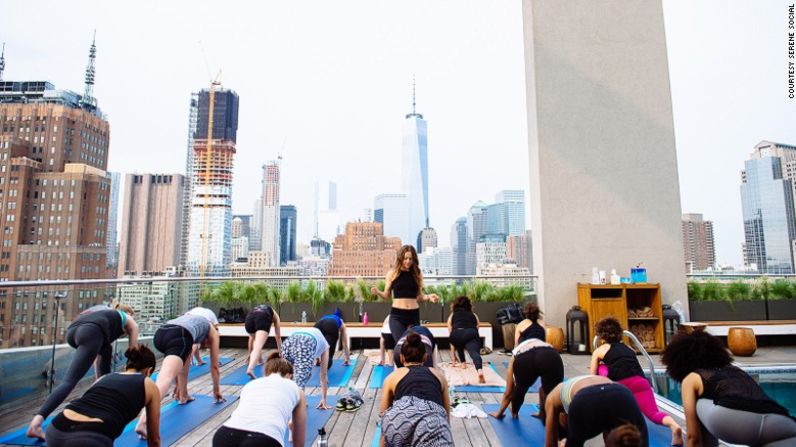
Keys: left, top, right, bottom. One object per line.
{"left": 393, "top": 245, "right": 422, "bottom": 291}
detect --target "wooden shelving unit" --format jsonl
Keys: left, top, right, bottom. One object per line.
{"left": 577, "top": 283, "right": 664, "bottom": 353}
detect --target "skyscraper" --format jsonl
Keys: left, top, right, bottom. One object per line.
{"left": 118, "top": 174, "right": 184, "bottom": 277}
{"left": 327, "top": 222, "right": 401, "bottom": 277}
{"left": 681, "top": 213, "right": 716, "bottom": 272}
{"left": 507, "top": 230, "right": 533, "bottom": 273}
{"left": 260, "top": 161, "right": 280, "bottom": 267}
{"left": 105, "top": 171, "right": 121, "bottom": 270}
{"left": 186, "top": 88, "right": 239, "bottom": 276}
{"left": 250, "top": 198, "right": 262, "bottom": 251}
{"left": 183, "top": 88, "right": 238, "bottom": 273}
{"left": 232, "top": 214, "right": 252, "bottom": 240}
{"left": 466, "top": 201, "right": 488, "bottom": 274}
{"left": 402, "top": 80, "right": 429, "bottom": 246}
{"left": 451, "top": 217, "right": 468, "bottom": 275}
{"left": 314, "top": 181, "right": 340, "bottom": 242}
{"left": 740, "top": 141, "right": 796, "bottom": 273}
{"left": 419, "top": 227, "right": 438, "bottom": 253}
{"left": 0, "top": 38, "right": 113, "bottom": 347}
{"left": 231, "top": 216, "right": 248, "bottom": 262}
{"left": 374, "top": 193, "right": 410, "bottom": 244}
{"left": 280, "top": 205, "right": 297, "bottom": 265}
{"left": 493, "top": 190, "right": 526, "bottom": 236}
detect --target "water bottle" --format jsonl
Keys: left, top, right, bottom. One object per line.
{"left": 301, "top": 310, "right": 307, "bottom": 323}
{"left": 316, "top": 427, "right": 328, "bottom": 447}
{"left": 363, "top": 311, "right": 369, "bottom": 325}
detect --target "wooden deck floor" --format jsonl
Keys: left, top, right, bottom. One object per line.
{"left": 0, "top": 348, "right": 523, "bottom": 447}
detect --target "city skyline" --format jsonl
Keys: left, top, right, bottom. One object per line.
{"left": 1, "top": 1, "right": 794, "bottom": 265}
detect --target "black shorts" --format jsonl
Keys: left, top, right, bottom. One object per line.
{"left": 244, "top": 308, "right": 273, "bottom": 334}
{"left": 153, "top": 325, "right": 194, "bottom": 362}
{"left": 382, "top": 332, "right": 396, "bottom": 350}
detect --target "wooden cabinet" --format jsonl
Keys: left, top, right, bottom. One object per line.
{"left": 577, "top": 283, "right": 664, "bottom": 353}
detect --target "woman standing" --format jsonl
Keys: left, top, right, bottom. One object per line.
{"left": 43, "top": 345, "right": 161, "bottom": 447}
{"left": 280, "top": 327, "right": 331, "bottom": 410}
{"left": 591, "top": 317, "right": 683, "bottom": 446}
{"left": 380, "top": 332, "right": 452, "bottom": 447}
{"left": 514, "top": 302, "right": 546, "bottom": 346}
{"left": 489, "top": 337, "right": 564, "bottom": 421}
{"left": 213, "top": 353, "right": 307, "bottom": 447}
{"left": 27, "top": 306, "right": 139, "bottom": 440}
{"left": 447, "top": 296, "right": 485, "bottom": 383}
{"left": 313, "top": 309, "right": 351, "bottom": 369}
{"left": 244, "top": 304, "right": 282, "bottom": 379}
{"left": 662, "top": 331, "right": 796, "bottom": 447}
{"left": 371, "top": 245, "right": 439, "bottom": 344}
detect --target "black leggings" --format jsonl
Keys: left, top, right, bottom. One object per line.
{"left": 37, "top": 324, "right": 110, "bottom": 419}
{"left": 315, "top": 318, "right": 339, "bottom": 370}
{"left": 213, "top": 426, "right": 282, "bottom": 447}
{"left": 567, "top": 383, "right": 649, "bottom": 447}
{"left": 389, "top": 307, "right": 420, "bottom": 344}
{"left": 511, "top": 347, "right": 564, "bottom": 414}
{"left": 44, "top": 424, "right": 113, "bottom": 447}
{"left": 450, "top": 328, "right": 482, "bottom": 370}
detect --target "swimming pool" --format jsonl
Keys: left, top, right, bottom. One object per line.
{"left": 654, "top": 366, "right": 796, "bottom": 415}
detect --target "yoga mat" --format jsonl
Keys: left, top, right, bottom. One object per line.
{"left": 115, "top": 394, "right": 238, "bottom": 447}
{"left": 482, "top": 403, "right": 546, "bottom": 445}
{"left": 371, "top": 426, "right": 381, "bottom": 447}
{"left": 646, "top": 418, "right": 676, "bottom": 447}
{"left": 452, "top": 363, "right": 508, "bottom": 393}
{"left": 284, "top": 395, "right": 339, "bottom": 447}
{"left": 306, "top": 358, "right": 356, "bottom": 388}
{"left": 220, "top": 363, "right": 253, "bottom": 385}
{"left": 151, "top": 356, "right": 233, "bottom": 382}
{"left": 369, "top": 365, "right": 394, "bottom": 389}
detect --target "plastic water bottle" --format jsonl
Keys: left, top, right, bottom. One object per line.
{"left": 301, "top": 310, "right": 307, "bottom": 323}
{"left": 316, "top": 427, "right": 328, "bottom": 447}
{"left": 363, "top": 311, "right": 369, "bottom": 325}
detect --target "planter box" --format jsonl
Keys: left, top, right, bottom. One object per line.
{"left": 279, "top": 303, "right": 312, "bottom": 323}
{"left": 689, "top": 301, "right": 767, "bottom": 321}
{"left": 767, "top": 300, "right": 796, "bottom": 320}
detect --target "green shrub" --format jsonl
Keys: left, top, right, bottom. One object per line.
{"left": 285, "top": 281, "right": 302, "bottom": 304}
{"left": 726, "top": 281, "right": 752, "bottom": 301}
{"left": 751, "top": 276, "right": 771, "bottom": 301}
{"left": 701, "top": 281, "right": 725, "bottom": 302}
{"left": 770, "top": 279, "right": 796, "bottom": 300}
{"left": 687, "top": 282, "right": 703, "bottom": 301}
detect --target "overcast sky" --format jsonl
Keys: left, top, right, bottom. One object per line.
{"left": 2, "top": 1, "right": 795, "bottom": 266}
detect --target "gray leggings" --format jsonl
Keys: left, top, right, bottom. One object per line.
{"left": 696, "top": 399, "right": 796, "bottom": 447}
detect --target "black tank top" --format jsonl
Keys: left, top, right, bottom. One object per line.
{"left": 452, "top": 308, "right": 477, "bottom": 330}
{"left": 518, "top": 320, "right": 545, "bottom": 343}
{"left": 65, "top": 372, "right": 147, "bottom": 438}
{"left": 68, "top": 309, "right": 124, "bottom": 345}
{"left": 395, "top": 366, "right": 443, "bottom": 406}
{"left": 697, "top": 366, "right": 793, "bottom": 417}
{"left": 603, "top": 343, "right": 644, "bottom": 381}
{"left": 391, "top": 270, "right": 419, "bottom": 298}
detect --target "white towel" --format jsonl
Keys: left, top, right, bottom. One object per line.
{"left": 451, "top": 403, "right": 488, "bottom": 419}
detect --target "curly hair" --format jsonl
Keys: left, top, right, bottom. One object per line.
{"left": 595, "top": 317, "right": 624, "bottom": 344}
{"left": 524, "top": 302, "right": 541, "bottom": 321}
{"left": 661, "top": 331, "right": 733, "bottom": 382}
{"left": 605, "top": 422, "right": 642, "bottom": 447}
{"left": 451, "top": 296, "right": 472, "bottom": 312}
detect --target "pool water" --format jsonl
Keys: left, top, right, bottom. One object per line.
{"left": 655, "top": 370, "right": 796, "bottom": 415}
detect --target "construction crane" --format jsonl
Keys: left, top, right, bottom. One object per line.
{"left": 199, "top": 70, "right": 222, "bottom": 278}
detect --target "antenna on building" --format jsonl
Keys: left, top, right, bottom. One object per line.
{"left": 80, "top": 30, "right": 97, "bottom": 109}
{"left": 0, "top": 43, "right": 6, "bottom": 82}
{"left": 412, "top": 74, "right": 416, "bottom": 115}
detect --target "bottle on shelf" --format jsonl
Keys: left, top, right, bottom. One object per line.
{"left": 363, "top": 311, "right": 369, "bottom": 325}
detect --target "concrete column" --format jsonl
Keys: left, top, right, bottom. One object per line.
{"left": 523, "top": 0, "right": 688, "bottom": 326}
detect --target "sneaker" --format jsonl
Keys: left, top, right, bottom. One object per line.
{"left": 346, "top": 397, "right": 363, "bottom": 412}
{"left": 336, "top": 398, "right": 348, "bottom": 411}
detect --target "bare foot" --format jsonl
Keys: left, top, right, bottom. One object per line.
{"left": 488, "top": 411, "right": 505, "bottom": 420}
{"left": 26, "top": 416, "right": 45, "bottom": 441}
{"left": 135, "top": 420, "right": 147, "bottom": 440}
{"left": 246, "top": 369, "right": 256, "bottom": 380}
{"left": 671, "top": 426, "right": 683, "bottom": 446}
{"left": 179, "top": 396, "right": 196, "bottom": 405}
{"left": 451, "top": 361, "right": 459, "bottom": 367}
{"left": 460, "top": 363, "right": 467, "bottom": 369}
{"left": 478, "top": 374, "right": 486, "bottom": 384}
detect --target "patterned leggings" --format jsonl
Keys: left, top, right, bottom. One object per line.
{"left": 280, "top": 334, "right": 317, "bottom": 388}
{"left": 382, "top": 396, "right": 452, "bottom": 447}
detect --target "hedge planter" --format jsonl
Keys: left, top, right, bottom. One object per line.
{"left": 767, "top": 300, "right": 796, "bottom": 320}
{"left": 689, "top": 301, "right": 767, "bottom": 321}
{"left": 279, "top": 303, "right": 313, "bottom": 323}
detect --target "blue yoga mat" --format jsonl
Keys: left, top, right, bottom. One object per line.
{"left": 220, "top": 363, "right": 253, "bottom": 385}
{"left": 646, "top": 417, "right": 676, "bottom": 447}
{"left": 371, "top": 426, "right": 381, "bottom": 447}
{"left": 115, "top": 394, "right": 238, "bottom": 447}
{"left": 369, "top": 365, "right": 394, "bottom": 389}
{"left": 151, "top": 356, "right": 234, "bottom": 382}
{"left": 482, "top": 403, "right": 546, "bottom": 445}
{"left": 306, "top": 358, "right": 356, "bottom": 388}
{"left": 284, "top": 395, "right": 339, "bottom": 447}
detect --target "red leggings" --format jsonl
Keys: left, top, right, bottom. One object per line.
{"left": 598, "top": 365, "right": 666, "bottom": 425}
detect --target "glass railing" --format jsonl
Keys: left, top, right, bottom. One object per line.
{"left": 0, "top": 274, "right": 536, "bottom": 408}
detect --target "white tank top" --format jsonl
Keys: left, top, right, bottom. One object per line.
{"left": 223, "top": 374, "right": 300, "bottom": 443}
